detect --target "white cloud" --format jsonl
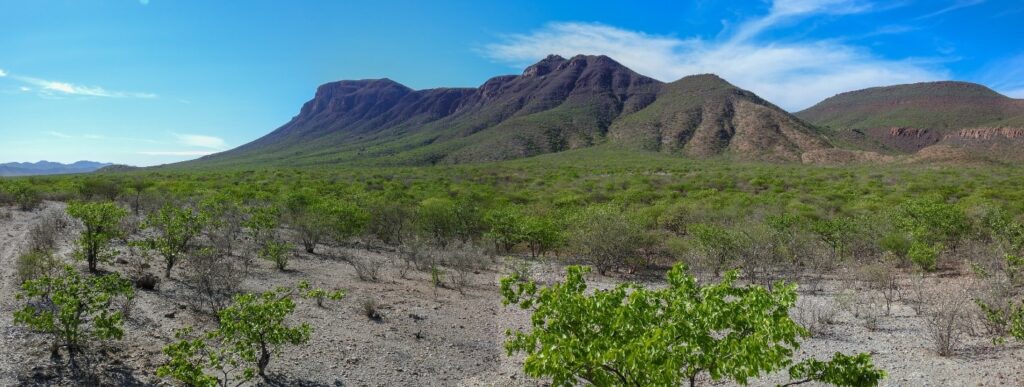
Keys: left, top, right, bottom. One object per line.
{"left": 484, "top": 17, "right": 946, "bottom": 110}
{"left": 19, "top": 86, "right": 31, "bottom": 92}
{"left": 15, "top": 76, "right": 156, "bottom": 99}
{"left": 138, "top": 150, "right": 216, "bottom": 156}
{"left": 175, "top": 134, "right": 226, "bottom": 149}
{"left": 0, "top": 69, "right": 7, "bottom": 77}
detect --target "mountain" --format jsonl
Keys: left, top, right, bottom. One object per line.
{"left": 608, "top": 74, "right": 829, "bottom": 162}
{"left": 0, "top": 160, "right": 113, "bottom": 177}
{"left": 186, "top": 54, "right": 832, "bottom": 168}
{"left": 796, "top": 81, "right": 1024, "bottom": 158}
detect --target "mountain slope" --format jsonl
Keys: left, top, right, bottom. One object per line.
{"left": 610, "top": 74, "right": 829, "bottom": 162}
{"left": 0, "top": 161, "right": 112, "bottom": 176}
{"left": 796, "top": 81, "right": 1024, "bottom": 156}
{"left": 185, "top": 55, "right": 832, "bottom": 168}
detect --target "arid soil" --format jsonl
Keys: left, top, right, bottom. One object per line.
{"left": 2, "top": 204, "right": 1023, "bottom": 386}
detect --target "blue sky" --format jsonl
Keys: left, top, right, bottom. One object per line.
{"left": 1, "top": 0, "right": 1022, "bottom": 166}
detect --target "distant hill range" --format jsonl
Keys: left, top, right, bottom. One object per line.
{"left": 796, "top": 81, "right": 1024, "bottom": 161}
{"left": 174, "top": 55, "right": 1022, "bottom": 168}
{"left": 0, "top": 160, "right": 113, "bottom": 177}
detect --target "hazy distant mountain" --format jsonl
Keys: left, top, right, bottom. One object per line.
{"left": 796, "top": 81, "right": 1024, "bottom": 159}
{"left": 183, "top": 54, "right": 832, "bottom": 168}
{"left": 0, "top": 160, "right": 113, "bottom": 176}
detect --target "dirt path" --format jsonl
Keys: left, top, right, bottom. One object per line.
{"left": 0, "top": 205, "right": 51, "bottom": 385}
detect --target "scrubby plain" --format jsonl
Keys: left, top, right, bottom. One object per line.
{"left": 2, "top": 147, "right": 1024, "bottom": 386}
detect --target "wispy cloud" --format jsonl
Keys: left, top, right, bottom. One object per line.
{"left": 978, "top": 54, "right": 1024, "bottom": 99}
{"left": 47, "top": 131, "right": 159, "bottom": 143}
{"left": 140, "top": 0, "right": 150, "bottom": 4}
{"left": 2, "top": 69, "right": 156, "bottom": 99}
{"left": 16, "top": 76, "right": 157, "bottom": 99}
{"left": 484, "top": 2, "right": 946, "bottom": 110}
{"left": 916, "top": 0, "right": 985, "bottom": 19}
{"left": 137, "top": 150, "right": 216, "bottom": 157}
{"left": 174, "top": 134, "right": 226, "bottom": 149}
{"left": 731, "top": 0, "right": 875, "bottom": 43}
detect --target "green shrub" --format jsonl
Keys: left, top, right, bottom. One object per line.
{"left": 909, "top": 241, "right": 941, "bottom": 272}
{"left": 14, "top": 265, "right": 134, "bottom": 361}
{"left": 140, "top": 203, "right": 207, "bottom": 278}
{"left": 157, "top": 288, "right": 312, "bottom": 384}
{"left": 500, "top": 264, "right": 885, "bottom": 386}
{"left": 15, "top": 250, "right": 60, "bottom": 284}
{"left": 66, "top": 201, "right": 128, "bottom": 273}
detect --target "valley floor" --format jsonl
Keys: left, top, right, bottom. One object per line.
{"left": 1, "top": 204, "right": 1023, "bottom": 386}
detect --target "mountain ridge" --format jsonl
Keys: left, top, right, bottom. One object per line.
{"left": 0, "top": 160, "right": 113, "bottom": 177}
{"left": 186, "top": 54, "right": 832, "bottom": 168}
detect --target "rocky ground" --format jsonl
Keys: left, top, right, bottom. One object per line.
{"left": 1, "top": 203, "right": 1023, "bottom": 386}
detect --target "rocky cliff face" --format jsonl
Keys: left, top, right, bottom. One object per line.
{"left": 949, "top": 127, "right": 1024, "bottom": 140}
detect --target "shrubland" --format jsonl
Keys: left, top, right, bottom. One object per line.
{"left": 3, "top": 147, "right": 1024, "bottom": 383}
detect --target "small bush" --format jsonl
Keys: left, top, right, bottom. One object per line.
{"left": 794, "top": 298, "right": 838, "bottom": 337}
{"left": 909, "top": 241, "right": 941, "bottom": 272}
{"left": 860, "top": 262, "right": 900, "bottom": 316}
{"left": 922, "top": 292, "right": 972, "bottom": 357}
{"left": 350, "top": 255, "right": 382, "bottom": 282}
{"left": 185, "top": 248, "right": 243, "bottom": 315}
{"left": 16, "top": 250, "right": 60, "bottom": 284}
{"left": 260, "top": 240, "right": 293, "bottom": 271}
{"left": 298, "top": 280, "right": 346, "bottom": 308}
{"left": 13, "top": 184, "right": 43, "bottom": 211}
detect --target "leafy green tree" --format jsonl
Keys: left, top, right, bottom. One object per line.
{"left": 14, "top": 265, "right": 134, "bottom": 362}
{"left": 244, "top": 205, "right": 280, "bottom": 248}
{"left": 293, "top": 209, "right": 331, "bottom": 254}
{"left": 809, "top": 217, "right": 856, "bottom": 260}
{"left": 908, "top": 240, "right": 941, "bottom": 272}
{"left": 141, "top": 203, "right": 207, "bottom": 278}
{"left": 521, "top": 215, "right": 562, "bottom": 258}
{"left": 418, "top": 197, "right": 461, "bottom": 248}
{"left": 484, "top": 205, "right": 525, "bottom": 253}
{"left": 500, "top": 265, "right": 885, "bottom": 387}
{"left": 690, "top": 223, "right": 742, "bottom": 275}
{"left": 324, "top": 199, "right": 369, "bottom": 246}
{"left": 78, "top": 177, "right": 122, "bottom": 201}
{"left": 157, "top": 288, "right": 312, "bottom": 384}
{"left": 892, "top": 198, "right": 969, "bottom": 271}
{"left": 126, "top": 177, "right": 155, "bottom": 216}
{"left": 366, "top": 199, "right": 413, "bottom": 246}
{"left": 893, "top": 198, "right": 969, "bottom": 246}
{"left": 67, "top": 201, "right": 128, "bottom": 272}
{"left": 244, "top": 205, "right": 293, "bottom": 270}
{"left": 10, "top": 181, "right": 43, "bottom": 211}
